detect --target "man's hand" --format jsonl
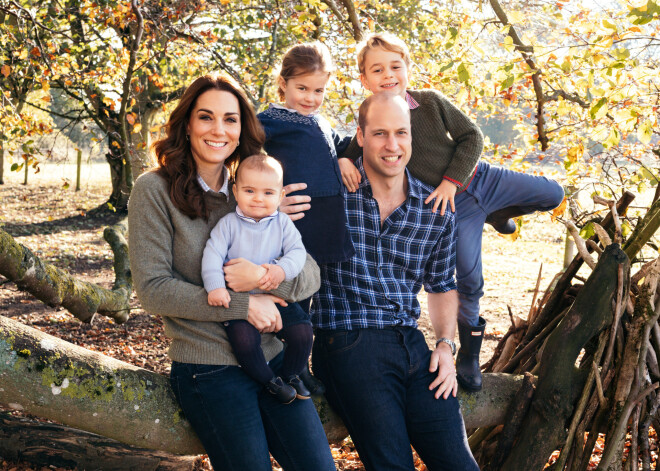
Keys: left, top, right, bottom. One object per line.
{"left": 247, "top": 294, "right": 287, "bottom": 333}
{"left": 258, "top": 264, "right": 286, "bottom": 291}
{"left": 338, "top": 158, "right": 361, "bottom": 192}
{"left": 425, "top": 179, "right": 457, "bottom": 215}
{"left": 208, "top": 287, "right": 231, "bottom": 308}
{"left": 279, "top": 183, "right": 311, "bottom": 221}
{"left": 428, "top": 342, "right": 458, "bottom": 399}
{"left": 224, "top": 258, "right": 267, "bottom": 292}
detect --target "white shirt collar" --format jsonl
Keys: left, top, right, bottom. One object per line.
{"left": 235, "top": 206, "right": 279, "bottom": 224}
{"left": 197, "top": 166, "right": 229, "bottom": 196}
{"left": 270, "top": 102, "right": 319, "bottom": 117}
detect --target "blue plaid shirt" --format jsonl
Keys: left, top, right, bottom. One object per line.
{"left": 311, "top": 158, "right": 457, "bottom": 330}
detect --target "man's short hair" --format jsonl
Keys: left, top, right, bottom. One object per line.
{"left": 356, "top": 32, "right": 412, "bottom": 75}
{"left": 235, "top": 154, "right": 284, "bottom": 186}
{"left": 358, "top": 93, "right": 410, "bottom": 131}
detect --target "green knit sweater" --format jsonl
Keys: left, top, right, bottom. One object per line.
{"left": 343, "top": 89, "right": 484, "bottom": 189}
{"left": 128, "top": 171, "right": 321, "bottom": 366}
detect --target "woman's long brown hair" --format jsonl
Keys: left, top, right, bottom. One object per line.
{"left": 153, "top": 74, "right": 265, "bottom": 219}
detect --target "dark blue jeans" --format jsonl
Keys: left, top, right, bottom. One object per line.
{"left": 170, "top": 351, "right": 335, "bottom": 471}
{"left": 312, "top": 327, "right": 479, "bottom": 471}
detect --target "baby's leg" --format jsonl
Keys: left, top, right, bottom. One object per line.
{"left": 277, "top": 303, "right": 313, "bottom": 379}
{"left": 223, "top": 320, "right": 274, "bottom": 385}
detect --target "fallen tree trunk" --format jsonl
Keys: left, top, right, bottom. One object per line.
{"left": 0, "top": 314, "right": 526, "bottom": 455}
{"left": 0, "top": 223, "right": 131, "bottom": 324}
{"left": 0, "top": 412, "right": 198, "bottom": 471}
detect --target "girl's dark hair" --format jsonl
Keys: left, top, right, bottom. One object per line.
{"left": 277, "top": 42, "right": 334, "bottom": 101}
{"left": 153, "top": 73, "right": 265, "bottom": 219}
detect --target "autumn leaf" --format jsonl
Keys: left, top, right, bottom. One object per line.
{"left": 1, "top": 64, "right": 10, "bottom": 77}
{"left": 551, "top": 198, "right": 567, "bottom": 222}
{"left": 126, "top": 113, "right": 135, "bottom": 125}
{"left": 133, "top": 123, "right": 142, "bottom": 133}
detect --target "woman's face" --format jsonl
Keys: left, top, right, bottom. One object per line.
{"left": 186, "top": 89, "right": 241, "bottom": 173}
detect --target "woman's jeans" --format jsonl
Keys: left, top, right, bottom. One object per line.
{"left": 170, "top": 351, "right": 335, "bottom": 471}
{"left": 313, "top": 326, "right": 479, "bottom": 471}
{"left": 455, "top": 161, "right": 564, "bottom": 326}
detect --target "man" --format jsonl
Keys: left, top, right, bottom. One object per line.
{"left": 309, "top": 93, "right": 479, "bottom": 471}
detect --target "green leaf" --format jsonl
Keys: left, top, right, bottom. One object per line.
{"left": 579, "top": 222, "right": 595, "bottom": 239}
{"left": 590, "top": 97, "right": 608, "bottom": 120}
{"left": 500, "top": 74, "right": 514, "bottom": 90}
{"left": 457, "top": 63, "right": 470, "bottom": 83}
{"left": 637, "top": 120, "right": 654, "bottom": 145}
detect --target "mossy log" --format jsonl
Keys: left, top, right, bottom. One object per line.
{"left": 0, "top": 224, "right": 131, "bottom": 324}
{"left": 500, "top": 243, "right": 630, "bottom": 471}
{"left": 0, "top": 315, "right": 526, "bottom": 455}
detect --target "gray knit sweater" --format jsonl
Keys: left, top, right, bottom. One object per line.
{"left": 128, "top": 171, "right": 321, "bottom": 365}
{"left": 343, "top": 89, "right": 484, "bottom": 189}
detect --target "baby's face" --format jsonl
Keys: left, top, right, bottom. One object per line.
{"left": 232, "top": 168, "right": 284, "bottom": 221}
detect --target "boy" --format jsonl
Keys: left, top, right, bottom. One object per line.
{"left": 339, "top": 32, "right": 564, "bottom": 391}
{"left": 202, "top": 154, "right": 313, "bottom": 403}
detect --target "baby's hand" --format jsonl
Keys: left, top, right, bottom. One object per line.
{"left": 208, "top": 288, "right": 231, "bottom": 308}
{"left": 258, "top": 264, "right": 286, "bottom": 291}
{"left": 338, "top": 158, "right": 361, "bottom": 192}
{"left": 425, "top": 179, "right": 457, "bottom": 215}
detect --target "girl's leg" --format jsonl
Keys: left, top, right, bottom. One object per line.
{"left": 169, "top": 361, "right": 271, "bottom": 471}
{"left": 223, "top": 319, "right": 274, "bottom": 385}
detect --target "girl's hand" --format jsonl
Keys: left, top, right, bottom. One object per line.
{"left": 280, "top": 183, "right": 311, "bottom": 221}
{"left": 247, "top": 294, "right": 286, "bottom": 333}
{"left": 338, "top": 158, "right": 361, "bottom": 192}
{"left": 425, "top": 179, "right": 457, "bottom": 215}
{"left": 224, "top": 258, "right": 267, "bottom": 292}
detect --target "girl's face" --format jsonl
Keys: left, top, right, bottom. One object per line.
{"left": 279, "top": 71, "right": 329, "bottom": 116}
{"left": 186, "top": 89, "right": 241, "bottom": 173}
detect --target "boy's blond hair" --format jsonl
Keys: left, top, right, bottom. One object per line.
{"left": 356, "top": 32, "right": 412, "bottom": 75}
{"left": 235, "top": 154, "right": 284, "bottom": 186}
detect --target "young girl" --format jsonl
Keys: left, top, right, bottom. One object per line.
{"left": 258, "top": 42, "right": 354, "bottom": 274}
{"left": 258, "top": 42, "right": 354, "bottom": 394}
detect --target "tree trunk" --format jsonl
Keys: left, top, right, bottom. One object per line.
{"left": 501, "top": 243, "right": 631, "bottom": 471}
{"left": 0, "top": 412, "right": 199, "bottom": 470}
{"left": 0, "top": 142, "right": 4, "bottom": 184}
{"left": 0, "top": 314, "right": 527, "bottom": 454}
{"left": 0, "top": 224, "right": 131, "bottom": 324}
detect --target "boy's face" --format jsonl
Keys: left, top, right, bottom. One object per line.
{"left": 232, "top": 167, "right": 285, "bottom": 221}
{"left": 360, "top": 47, "right": 410, "bottom": 99}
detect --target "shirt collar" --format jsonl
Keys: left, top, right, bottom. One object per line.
{"left": 270, "top": 102, "right": 319, "bottom": 117}
{"left": 405, "top": 92, "right": 420, "bottom": 110}
{"left": 235, "top": 206, "right": 279, "bottom": 224}
{"left": 197, "top": 166, "right": 229, "bottom": 197}
{"left": 354, "top": 157, "right": 422, "bottom": 200}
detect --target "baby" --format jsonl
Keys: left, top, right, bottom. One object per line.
{"left": 201, "top": 154, "right": 312, "bottom": 404}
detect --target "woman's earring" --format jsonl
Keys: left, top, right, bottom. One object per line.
{"left": 186, "top": 134, "right": 190, "bottom": 141}
{"left": 236, "top": 140, "right": 240, "bottom": 146}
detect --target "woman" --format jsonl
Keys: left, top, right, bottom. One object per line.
{"left": 127, "top": 74, "right": 335, "bottom": 471}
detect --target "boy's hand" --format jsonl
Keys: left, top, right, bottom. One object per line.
{"left": 425, "top": 179, "right": 457, "bottom": 215}
{"left": 258, "top": 264, "right": 286, "bottom": 291}
{"left": 208, "top": 288, "right": 231, "bottom": 308}
{"left": 338, "top": 158, "right": 361, "bottom": 192}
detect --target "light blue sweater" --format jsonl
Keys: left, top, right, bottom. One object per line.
{"left": 201, "top": 210, "right": 307, "bottom": 292}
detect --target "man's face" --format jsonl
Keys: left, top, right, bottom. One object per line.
{"left": 356, "top": 99, "right": 412, "bottom": 182}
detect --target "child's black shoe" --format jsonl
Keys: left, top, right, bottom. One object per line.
{"left": 287, "top": 375, "right": 311, "bottom": 400}
{"left": 266, "top": 377, "right": 296, "bottom": 404}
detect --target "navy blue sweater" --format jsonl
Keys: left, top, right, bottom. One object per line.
{"left": 258, "top": 105, "right": 354, "bottom": 265}
{"left": 258, "top": 106, "right": 350, "bottom": 198}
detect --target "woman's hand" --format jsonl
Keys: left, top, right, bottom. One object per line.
{"left": 247, "top": 294, "right": 287, "bottom": 333}
{"left": 425, "top": 179, "right": 457, "bottom": 215}
{"left": 279, "top": 183, "right": 311, "bottom": 222}
{"left": 338, "top": 158, "right": 361, "bottom": 192}
{"left": 224, "top": 258, "right": 267, "bottom": 292}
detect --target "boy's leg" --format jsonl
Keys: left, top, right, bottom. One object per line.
{"left": 277, "top": 303, "right": 313, "bottom": 379}
{"left": 475, "top": 162, "right": 564, "bottom": 229}
{"left": 223, "top": 320, "right": 274, "bottom": 385}
{"left": 312, "top": 328, "right": 417, "bottom": 471}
